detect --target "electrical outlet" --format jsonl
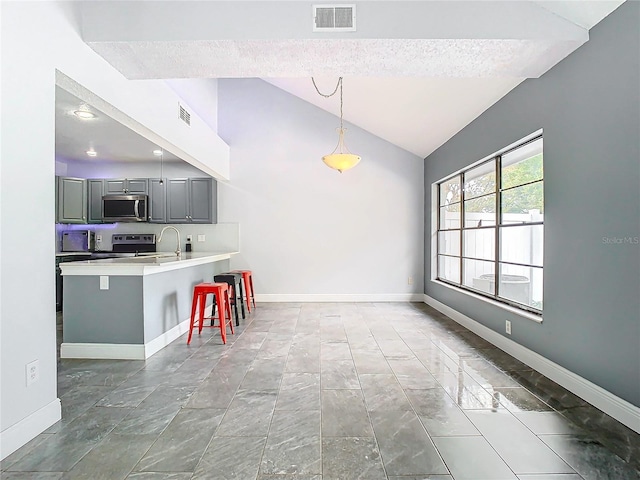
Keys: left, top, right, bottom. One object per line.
{"left": 407, "top": 276, "right": 414, "bottom": 285}
{"left": 197, "top": 234, "right": 205, "bottom": 242}
{"left": 186, "top": 235, "right": 193, "bottom": 242}
{"left": 505, "top": 320, "right": 512, "bottom": 335}
{"left": 100, "top": 276, "right": 109, "bottom": 290}
{"left": 26, "top": 359, "right": 39, "bottom": 386}
{"left": 96, "top": 234, "right": 102, "bottom": 242}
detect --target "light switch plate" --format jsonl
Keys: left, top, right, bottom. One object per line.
{"left": 197, "top": 234, "right": 205, "bottom": 242}
{"left": 100, "top": 276, "right": 109, "bottom": 290}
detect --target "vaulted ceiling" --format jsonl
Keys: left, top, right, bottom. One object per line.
{"left": 71, "top": 1, "right": 624, "bottom": 159}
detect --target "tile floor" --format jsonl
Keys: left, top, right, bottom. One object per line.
{"left": 2, "top": 302, "right": 639, "bottom": 479}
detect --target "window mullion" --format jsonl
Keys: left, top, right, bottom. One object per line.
{"left": 437, "top": 185, "right": 441, "bottom": 280}
{"left": 494, "top": 155, "right": 501, "bottom": 298}
{"left": 459, "top": 173, "right": 464, "bottom": 286}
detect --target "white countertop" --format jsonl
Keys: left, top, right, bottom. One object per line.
{"left": 60, "top": 251, "right": 238, "bottom": 276}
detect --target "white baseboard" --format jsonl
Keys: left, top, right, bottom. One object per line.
{"left": 144, "top": 318, "right": 191, "bottom": 358}
{"left": 255, "top": 293, "right": 424, "bottom": 303}
{"left": 61, "top": 306, "right": 211, "bottom": 360}
{"left": 60, "top": 342, "right": 146, "bottom": 360}
{"left": 1, "top": 398, "right": 61, "bottom": 460}
{"left": 424, "top": 294, "right": 640, "bottom": 434}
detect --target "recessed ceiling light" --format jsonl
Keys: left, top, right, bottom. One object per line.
{"left": 153, "top": 149, "right": 163, "bottom": 156}
{"left": 86, "top": 150, "right": 97, "bottom": 157}
{"left": 73, "top": 110, "right": 96, "bottom": 119}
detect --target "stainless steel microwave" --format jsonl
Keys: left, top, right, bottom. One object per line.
{"left": 102, "top": 195, "right": 148, "bottom": 222}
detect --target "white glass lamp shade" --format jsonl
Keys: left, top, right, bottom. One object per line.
{"left": 322, "top": 128, "right": 361, "bottom": 173}
{"left": 322, "top": 153, "right": 361, "bottom": 173}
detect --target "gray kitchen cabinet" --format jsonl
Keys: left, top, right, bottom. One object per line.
{"left": 57, "top": 176, "right": 87, "bottom": 224}
{"left": 148, "top": 178, "right": 167, "bottom": 223}
{"left": 167, "top": 179, "right": 189, "bottom": 223}
{"left": 87, "top": 179, "right": 105, "bottom": 223}
{"left": 190, "top": 177, "right": 215, "bottom": 223}
{"left": 104, "top": 178, "right": 148, "bottom": 195}
{"left": 167, "top": 178, "right": 215, "bottom": 223}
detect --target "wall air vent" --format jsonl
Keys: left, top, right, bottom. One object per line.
{"left": 313, "top": 4, "right": 356, "bottom": 32}
{"left": 179, "top": 103, "right": 191, "bottom": 126}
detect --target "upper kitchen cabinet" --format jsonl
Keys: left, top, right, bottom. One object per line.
{"left": 167, "top": 178, "right": 216, "bottom": 224}
{"left": 57, "top": 176, "right": 87, "bottom": 224}
{"left": 104, "top": 178, "right": 148, "bottom": 195}
{"left": 87, "top": 179, "right": 105, "bottom": 223}
{"left": 148, "top": 178, "right": 167, "bottom": 223}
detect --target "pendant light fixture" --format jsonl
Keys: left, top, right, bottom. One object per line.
{"left": 312, "top": 77, "right": 361, "bottom": 173}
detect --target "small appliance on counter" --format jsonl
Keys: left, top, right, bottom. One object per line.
{"left": 61, "top": 230, "right": 96, "bottom": 252}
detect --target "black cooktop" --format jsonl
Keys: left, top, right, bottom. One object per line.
{"left": 111, "top": 233, "right": 157, "bottom": 254}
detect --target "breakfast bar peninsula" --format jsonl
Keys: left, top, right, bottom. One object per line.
{"left": 60, "top": 251, "right": 237, "bottom": 359}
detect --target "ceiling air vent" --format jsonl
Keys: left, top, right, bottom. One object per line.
{"left": 179, "top": 103, "right": 191, "bottom": 126}
{"left": 313, "top": 4, "right": 356, "bottom": 32}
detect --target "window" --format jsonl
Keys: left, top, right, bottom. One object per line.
{"left": 437, "top": 136, "right": 543, "bottom": 314}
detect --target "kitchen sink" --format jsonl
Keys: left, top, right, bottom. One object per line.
{"left": 115, "top": 253, "right": 179, "bottom": 262}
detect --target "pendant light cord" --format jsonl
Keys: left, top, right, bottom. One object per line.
{"left": 311, "top": 77, "right": 344, "bottom": 130}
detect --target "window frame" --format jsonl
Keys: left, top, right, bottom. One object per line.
{"left": 435, "top": 134, "right": 543, "bottom": 316}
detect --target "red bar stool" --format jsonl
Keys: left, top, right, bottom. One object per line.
{"left": 231, "top": 270, "right": 256, "bottom": 312}
{"left": 188, "top": 282, "right": 234, "bottom": 345}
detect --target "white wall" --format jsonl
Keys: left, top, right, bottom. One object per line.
{"left": 0, "top": 1, "right": 227, "bottom": 458}
{"left": 218, "top": 79, "right": 424, "bottom": 301}
{"left": 165, "top": 79, "right": 219, "bottom": 134}
{"left": 1, "top": 2, "right": 61, "bottom": 459}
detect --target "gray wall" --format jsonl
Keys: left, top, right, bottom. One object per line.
{"left": 143, "top": 259, "right": 230, "bottom": 342}
{"left": 423, "top": 2, "right": 639, "bottom": 406}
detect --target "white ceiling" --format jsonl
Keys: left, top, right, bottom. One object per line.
{"left": 68, "top": 0, "right": 623, "bottom": 160}
{"left": 265, "top": 76, "right": 525, "bottom": 157}
{"left": 55, "top": 87, "right": 182, "bottom": 164}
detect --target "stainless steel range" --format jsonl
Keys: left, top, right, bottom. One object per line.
{"left": 111, "top": 233, "right": 157, "bottom": 254}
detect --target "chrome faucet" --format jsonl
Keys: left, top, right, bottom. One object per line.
{"left": 158, "top": 226, "right": 181, "bottom": 256}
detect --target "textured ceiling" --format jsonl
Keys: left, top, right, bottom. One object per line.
{"left": 88, "top": 38, "right": 582, "bottom": 80}
{"left": 76, "top": 0, "right": 624, "bottom": 158}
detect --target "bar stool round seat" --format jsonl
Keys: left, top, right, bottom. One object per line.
{"left": 231, "top": 270, "right": 256, "bottom": 312}
{"left": 188, "top": 282, "right": 234, "bottom": 345}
